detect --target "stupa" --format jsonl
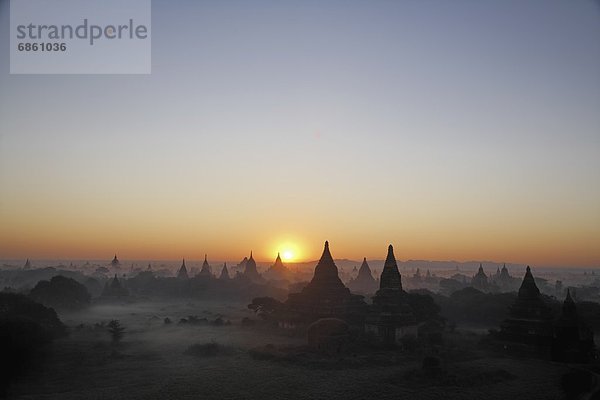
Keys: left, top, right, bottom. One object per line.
{"left": 102, "top": 274, "right": 129, "bottom": 297}
{"left": 243, "top": 251, "right": 262, "bottom": 282}
{"left": 347, "top": 257, "right": 378, "bottom": 294}
{"left": 497, "top": 266, "right": 554, "bottom": 347}
{"left": 282, "top": 241, "right": 366, "bottom": 326}
{"left": 177, "top": 259, "right": 189, "bottom": 280}
{"left": 111, "top": 254, "right": 121, "bottom": 267}
{"left": 552, "top": 289, "right": 595, "bottom": 362}
{"left": 263, "top": 253, "right": 291, "bottom": 281}
{"left": 366, "top": 245, "right": 416, "bottom": 344}
{"left": 219, "top": 263, "right": 230, "bottom": 280}
{"left": 199, "top": 254, "right": 212, "bottom": 277}
{"left": 471, "top": 264, "right": 489, "bottom": 291}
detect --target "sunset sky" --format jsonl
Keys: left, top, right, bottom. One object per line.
{"left": 0, "top": 0, "right": 599, "bottom": 267}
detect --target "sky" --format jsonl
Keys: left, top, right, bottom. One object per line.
{"left": 0, "top": 0, "right": 599, "bottom": 267}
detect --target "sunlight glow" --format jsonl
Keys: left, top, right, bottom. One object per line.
{"left": 282, "top": 250, "right": 294, "bottom": 261}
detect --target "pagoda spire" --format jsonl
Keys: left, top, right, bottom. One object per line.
{"left": 219, "top": 263, "right": 230, "bottom": 280}
{"left": 379, "top": 244, "right": 402, "bottom": 290}
{"left": 177, "top": 258, "right": 189, "bottom": 279}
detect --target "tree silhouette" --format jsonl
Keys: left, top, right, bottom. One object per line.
{"left": 107, "top": 320, "right": 125, "bottom": 344}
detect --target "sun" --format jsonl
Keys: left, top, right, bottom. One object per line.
{"left": 282, "top": 250, "right": 294, "bottom": 261}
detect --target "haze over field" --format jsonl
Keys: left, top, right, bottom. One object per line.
{"left": 0, "top": 0, "right": 599, "bottom": 267}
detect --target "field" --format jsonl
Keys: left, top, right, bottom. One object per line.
{"left": 8, "top": 300, "right": 570, "bottom": 400}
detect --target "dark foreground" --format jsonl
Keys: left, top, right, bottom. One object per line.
{"left": 6, "top": 301, "right": 589, "bottom": 400}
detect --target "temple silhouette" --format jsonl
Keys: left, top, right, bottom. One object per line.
{"left": 177, "top": 259, "right": 189, "bottom": 280}
{"left": 111, "top": 254, "right": 120, "bottom": 267}
{"left": 263, "top": 253, "right": 292, "bottom": 282}
{"left": 347, "top": 257, "right": 378, "bottom": 295}
{"left": 279, "top": 241, "right": 367, "bottom": 327}
{"left": 471, "top": 264, "right": 489, "bottom": 292}
{"left": 199, "top": 255, "right": 212, "bottom": 277}
{"left": 242, "top": 251, "right": 262, "bottom": 283}
{"left": 365, "top": 245, "right": 416, "bottom": 345}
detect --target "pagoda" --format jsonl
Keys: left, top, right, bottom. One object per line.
{"left": 282, "top": 241, "right": 366, "bottom": 326}
{"left": 471, "top": 264, "right": 489, "bottom": 292}
{"left": 111, "top": 254, "right": 121, "bottom": 267}
{"left": 263, "top": 253, "right": 291, "bottom": 282}
{"left": 496, "top": 266, "right": 554, "bottom": 348}
{"left": 102, "top": 274, "right": 129, "bottom": 297}
{"left": 347, "top": 257, "right": 378, "bottom": 294}
{"left": 177, "top": 259, "right": 189, "bottom": 280}
{"left": 552, "top": 289, "right": 595, "bottom": 362}
{"left": 199, "top": 254, "right": 212, "bottom": 277}
{"left": 366, "top": 245, "right": 416, "bottom": 344}
{"left": 495, "top": 263, "right": 517, "bottom": 292}
{"left": 243, "top": 251, "right": 262, "bottom": 282}
{"left": 23, "top": 259, "right": 31, "bottom": 269}
{"left": 219, "top": 263, "right": 230, "bottom": 280}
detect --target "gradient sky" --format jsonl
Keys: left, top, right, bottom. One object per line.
{"left": 0, "top": 0, "right": 599, "bottom": 266}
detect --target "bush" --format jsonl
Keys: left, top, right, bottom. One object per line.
{"left": 0, "top": 293, "right": 66, "bottom": 396}
{"left": 29, "top": 276, "right": 91, "bottom": 310}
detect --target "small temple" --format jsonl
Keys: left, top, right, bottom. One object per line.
{"left": 177, "top": 259, "right": 189, "bottom": 280}
{"left": 365, "top": 245, "right": 416, "bottom": 344}
{"left": 243, "top": 251, "right": 262, "bottom": 282}
{"left": 471, "top": 264, "right": 489, "bottom": 292}
{"left": 263, "top": 253, "right": 291, "bottom": 282}
{"left": 219, "top": 263, "right": 230, "bottom": 280}
{"left": 493, "top": 263, "right": 517, "bottom": 291}
{"left": 111, "top": 254, "right": 121, "bottom": 267}
{"left": 347, "top": 257, "right": 378, "bottom": 294}
{"left": 199, "top": 254, "right": 212, "bottom": 277}
{"left": 102, "top": 274, "right": 129, "bottom": 297}
{"left": 23, "top": 259, "right": 31, "bottom": 269}
{"left": 281, "top": 241, "right": 367, "bottom": 327}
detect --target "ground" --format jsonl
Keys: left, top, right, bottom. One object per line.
{"left": 7, "top": 300, "right": 573, "bottom": 399}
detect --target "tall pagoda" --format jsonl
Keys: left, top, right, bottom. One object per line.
{"left": 111, "top": 254, "right": 121, "bottom": 267}
{"left": 177, "top": 259, "right": 189, "bottom": 280}
{"left": 366, "top": 245, "right": 416, "bottom": 344}
{"left": 282, "top": 241, "right": 366, "bottom": 326}
{"left": 497, "top": 266, "right": 554, "bottom": 347}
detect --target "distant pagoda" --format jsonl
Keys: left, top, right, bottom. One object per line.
{"left": 282, "top": 241, "right": 367, "bottom": 326}
{"left": 243, "top": 251, "right": 262, "bottom": 282}
{"left": 23, "top": 258, "right": 31, "bottom": 269}
{"left": 471, "top": 264, "right": 489, "bottom": 292}
{"left": 177, "top": 258, "right": 189, "bottom": 280}
{"left": 219, "top": 263, "right": 230, "bottom": 280}
{"left": 199, "top": 254, "right": 212, "bottom": 277}
{"left": 111, "top": 254, "right": 121, "bottom": 267}
{"left": 263, "top": 253, "right": 291, "bottom": 282}
{"left": 102, "top": 274, "right": 129, "bottom": 297}
{"left": 347, "top": 257, "right": 378, "bottom": 294}
{"left": 496, "top": 266, "right": 553, "bottom": 348}
{"left": 366, "top": 245, "right": 416, "bottom": 344}
{"left": 494, "top": 263, "right": 517, "bottom": 292}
